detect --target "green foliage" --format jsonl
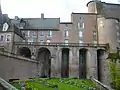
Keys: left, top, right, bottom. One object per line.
{"left": 12, "top": 78, "right": 96, "bottom": 90}
{"left": 96, "top": 2, "right": 104, "bottom": 13}
{"left": 109, "top": 55, "right": 120, "bottom": 90}
{"left": 109, "top": 53, "right": 119, "bottom": 59}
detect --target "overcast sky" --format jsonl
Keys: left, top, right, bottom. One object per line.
{"left": 1, "top": 0, "right": 120, "bottom": 22}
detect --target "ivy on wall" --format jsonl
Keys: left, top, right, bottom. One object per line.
{"left": 108, "top": 52, "right": 120, "bottom": 90}
{"left": 96, "top": 2, "right": 104, "bottom": 14}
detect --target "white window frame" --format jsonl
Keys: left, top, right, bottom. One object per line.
{"left": 48, "top": 31, "right": 52, "bottom": 37}
{"left": 31, "top": 31, "right": 37, "bottom": 37}
{"left": 78, "top": 22, "right": 84, "bottom": 29}
{"left": 6, "top": 34, "right": 11, "bottom": 42}
{"left": 40, "top": 31, "right": 44, "bottom": 36}
{"left": 64, "top": 30, "right": 69, "bottom": 37}
{"left": 93, "top": 31, "right": 97, "bottom": 40}
{"left": 79, "top": 40, "right": 83, "bottom": 44}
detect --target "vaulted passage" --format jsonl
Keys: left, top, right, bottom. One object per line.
{"left": 79, "top": 49, "right": 88, "bottom": 79}
{"left": 97, "top": 49, "right": 106, "bottom": 81}
{"left": 61, "top": 48, "right": 69, "bottom": 78}
{"left": 18, "top": 47, "right": 31, "bottom": 58}
{"left": 37, "top": 47, "right": 51, "bottom": 78}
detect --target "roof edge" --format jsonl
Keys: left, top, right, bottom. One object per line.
{"left": 72, "top": 12, "right": 98, "bottom": 15}
{"left": 86, "top": 1, "right": 95, "bottom": 7}
{"left": 60, "top": 22, "right": 72, "bottom": 24}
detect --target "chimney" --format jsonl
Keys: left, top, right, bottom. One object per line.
{"left": 41, "top": 13, "right": 44, "bottom": 19}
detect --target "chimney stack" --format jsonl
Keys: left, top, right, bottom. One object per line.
{"left": 41, "top": 13, "right": 44, "bottom": 19}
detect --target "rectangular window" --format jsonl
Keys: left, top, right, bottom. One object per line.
{"left": 27, "top": 31, "right": 30, "bottom": 37}
{"left": 40, "top": 31, "right": 44, "bottom": 36}
{"left": 6, "top": 34, "right": 11, "bottom": 42}
{"left": 93, "top": 41, "right": 97, "bottom": 44}
{"left": 64, "top": 30, "right": 69, "bottom": 37}
{"left": 79, "top": 31, "right": 83, "bottom": 37}
{"left": 28, "top": 38, "right": 33, "bottom": 42}
{"left": 31, "top": 31, "right": 37, "bottom": 37}
{"left": 79, "top": 40, "right": 83, "bottom": 44}
{"left": 48, "top": 31, "right": 52, "bottom": 37}
{"left": 40, "top": 40, "right": 44, "bottom": 42}
{"left": 64, "top": 39, "right": 68, "bottom": 43}
{"left": 0, "top": 35, "right": 4, "bottom": 42}
{"left": 64, "top": 39, "right": 68, "bottom": 45}
{"left": 93, "top": 31, "right": 97, "bottom": 40}
{"left": 78, "top": 22, "right": 84, "bottom": 29}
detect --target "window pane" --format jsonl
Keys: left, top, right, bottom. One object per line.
{"left": 64, "top": 30, "right": 69, "bottom": 37}
{"left": 28, "top": 31, "right": 30, "bottom": 36}
{"left": 40, "top": 31, "right": 44, "bottom": 36}
{"left": 0, "top": 35, "right": 4, "bottom": 41}
{"left": 79, "top": 40, "right": 83, "bottom": 43}
{"left": 93, "top": 31, "right": 97, "bottom": 40}
{"left": 79, "top": 31, "right": 83, "bottom": 37}
{"left": 78, "top": 22, "right": 84, "bottom": 29}
{"left": 64, "top": 39, "right": 68, "bottom": 43}
{"left": 93, "top": 41, "right": 97, "bottom": 44}
{"left": 78, "top": 23, "right": 80, "bottom": 29}
{"left": 31, "top": 31, "right": 36, "bottom": 37}
{"left": 48, "top": 31, "right": 52, "bottom": 37}
{"left": 6, "top": 34, "right": 11, "bottom": 42}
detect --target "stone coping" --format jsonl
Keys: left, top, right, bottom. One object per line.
{"left": 91, "top": 78, "right": 114, "bottom": 90}
{"left": 0, "top": 51, "right": 38, "bottom": 63}
{"left": 0, "top": 77, "right": 18, "bottom": 90}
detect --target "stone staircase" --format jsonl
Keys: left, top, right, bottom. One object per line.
{"left": 0, "top": 77, "right": 18, "bottom": 90}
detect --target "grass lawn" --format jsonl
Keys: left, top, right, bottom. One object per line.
{"left": 12, "top": 78, "right": 97, "bottom": 90}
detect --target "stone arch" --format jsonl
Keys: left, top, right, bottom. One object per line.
{"left": 37, "top": 47, "right": 51, "bottom": 77}
{"left": 79, "top": 48, "right": 90, "bottom": 79}
{"left": 61, "top": 48, "right": 70, "bottom": 78}
{"left": 18, "top": 47, "right": 31, "bottom": 58}
{"left": 97, "top": 49, "right": 107, "bottom": 81}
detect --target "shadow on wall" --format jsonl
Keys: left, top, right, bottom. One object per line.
{"left": 18, "top": 47, "right": 31, "bottom": 58}
{"left": 37, "top": 47, "right": 51, "bottom": 78}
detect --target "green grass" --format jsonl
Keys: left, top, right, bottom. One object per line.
{"left": 11, "top": 78, "right": 97, "bottom": 90}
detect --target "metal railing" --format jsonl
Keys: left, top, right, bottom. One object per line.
{"left": 14, "top": 42, "right": 109, "bottom": 47}
{"left": 91, "top": 78, "right": 114, "bottom": 90}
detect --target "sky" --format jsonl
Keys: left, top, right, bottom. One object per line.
{"left": 1, "top": 0, "right": 120, "bottom": 22}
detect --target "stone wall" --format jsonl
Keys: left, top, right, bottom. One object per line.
{"left": 0, "top": 51, "right": 38, "bottom": 81}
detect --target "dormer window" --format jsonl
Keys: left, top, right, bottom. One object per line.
{"left": 19, "top": 19, "right": 26, "bottom": 29}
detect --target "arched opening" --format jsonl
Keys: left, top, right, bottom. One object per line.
{"left": 61, "top": 48, "right": 69, "bottom": 78}
{"left": 79, "top": 48, "right": 88, "bottom": 79}
{"left": 37, "top": 47, "right": 51, "bottom": 78}
{"left": 97, "top": 49, "right": 106, "bottom": 81}
{"left": 18, "top": 47, "right": 31, "bottom": 58}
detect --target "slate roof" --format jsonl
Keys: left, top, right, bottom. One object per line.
{"left": 0, "top": 18, "right": 25, "bottom": 39}
{"left": 11, "top": 18, "right": 60, "bottom": 30}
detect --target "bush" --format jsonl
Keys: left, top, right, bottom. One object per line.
{"left": 71, "top": 77, "right": 78, "bottom": 79}
{"left": 40, "top": 75, "right": 47, "bottom": 78}
{"left": 26, "top": 87, "right": 32, "bottom": 90}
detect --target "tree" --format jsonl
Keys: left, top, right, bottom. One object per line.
{"left": 108, "top": 52, "right": 120, "bottom": 90}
